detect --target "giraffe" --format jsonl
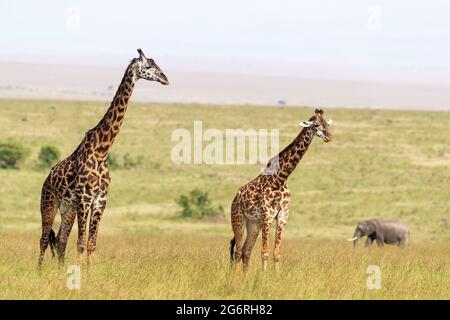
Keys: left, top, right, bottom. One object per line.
{"left": 229, "top": 108, "right": 333, "bottom": 272}
{"left": 38, "top": 49, "right": 169, "bottom": 270}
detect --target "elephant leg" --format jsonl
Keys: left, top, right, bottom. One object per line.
{"left": 376, "top": 235, "right": 384, "bottom": 247}
{"left": 398, "top": 234, "right": 408, "bottom": 247}
{"left": 365, "top": 237, "right": 373, "bottom": 247}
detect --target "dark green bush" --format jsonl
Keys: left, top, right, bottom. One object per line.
{"left": 38, "top": 145, "right": 61, "bottom": 168}
{"left": 106, "top": 153, "right": 143, "bottom": 170}
{"left": 0, "top": 142, "right": 29, "bottom": 169}
{"left": 176, "top": 188, "right": 224, "bottom": 219}
{"left": 123, "top": 153, "right": 143, "bottom": 169}
{"left": 107, "top": 153, "right": 119, "bottom": 170}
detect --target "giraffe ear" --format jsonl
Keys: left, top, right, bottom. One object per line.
{"left": 137, "top": 48, "right": 146, "bottom": 59}
{"left": 299, "top": 121, "right": 314, "bottom": 128}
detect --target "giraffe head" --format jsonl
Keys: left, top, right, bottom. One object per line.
{"left": 299, "top": 108, "right": 333, "bottom": 142}
{"left": 131, "top": 48, "right": 169, "bottom": 85}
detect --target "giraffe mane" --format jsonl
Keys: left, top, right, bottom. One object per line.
{"left": 265, "top": 114, "right": 318, "bottom": 168}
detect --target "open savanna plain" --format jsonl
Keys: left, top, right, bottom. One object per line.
{"left": 0, "top": 99, "right": 449, "bottom": 299}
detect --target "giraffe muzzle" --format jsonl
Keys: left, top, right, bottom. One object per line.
{"left": 157, "top": 73, "right": 170, "bottom": 85}
{"left": 323, "top": 135, "right": 332, "bottom": 142}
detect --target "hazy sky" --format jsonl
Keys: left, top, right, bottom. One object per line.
{"left": 1, "top": 0, "right": 450, "bottom": 84}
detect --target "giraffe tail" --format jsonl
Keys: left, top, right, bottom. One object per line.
{"left": 48, "top": 229, "right": 57, "bottom": 258}
{"left": 229, "top": 237, "right": 236, "bottom": 262}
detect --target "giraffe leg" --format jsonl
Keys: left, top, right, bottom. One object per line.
{"left": 273, "top": 208, "right": 289, "bottom": 271}
{"left": 38, "top": 184, "right": 58, "bottom": 268}
{"left": 87, "top": 193, "right": 107, "bottom": 272}
{"left": 55, "top": 210, "right": 76, "bottom": 265}
{"left": 242, "top": 221, "right": 261, "bottom": 273}
{"left": 230, "top": 195, "right": 244, "bottom": 269}
{"left": 76, "top": 200, "right": 91, "bottom": 266}
{"left": 261, "top": 222, "right": 271, "bottom": 271}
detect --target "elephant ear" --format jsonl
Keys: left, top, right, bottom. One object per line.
{"left": 366, "top": 222, "right": 377, "bottom": 235}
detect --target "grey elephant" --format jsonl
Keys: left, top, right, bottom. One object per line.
{"left": 348, "top": 219, "right": 409, "bottom": 247}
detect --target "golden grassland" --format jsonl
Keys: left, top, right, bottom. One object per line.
{"left": 0, "top": 99, "right": 449, "bottom": 299}
{"left": 1, "top": 233, "right": 449, "bottom": 299}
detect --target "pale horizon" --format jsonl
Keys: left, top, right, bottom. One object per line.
{"left": 1, "top": 0, "right": 450, "bottom": 109}
{"left": 1, "top": 1, "right": 450, "bottom": 85}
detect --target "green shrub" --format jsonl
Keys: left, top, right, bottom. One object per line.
{"left": 0, "top": 142, "right": 29, "bottom": 169}
{"left": 106, "top": 153, "right": 143, "bottom": 170}
{"left": 38, "top": 145, "right": 61, "bottom": 168}
{"left": 123, "top": 153, "right": 143, "bottom": 169}
{"left": 176, "top": 188, "right": 224, "bottom": 219}
{"left": 107, "top": 153, "right": 119, "bottom": 170}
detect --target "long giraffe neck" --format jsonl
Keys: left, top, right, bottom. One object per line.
{"left": 92, "top": 63, "right": 137, "bottom": 159}
{"left": 270, "top": 127, "right": 314, "bottom": 184}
